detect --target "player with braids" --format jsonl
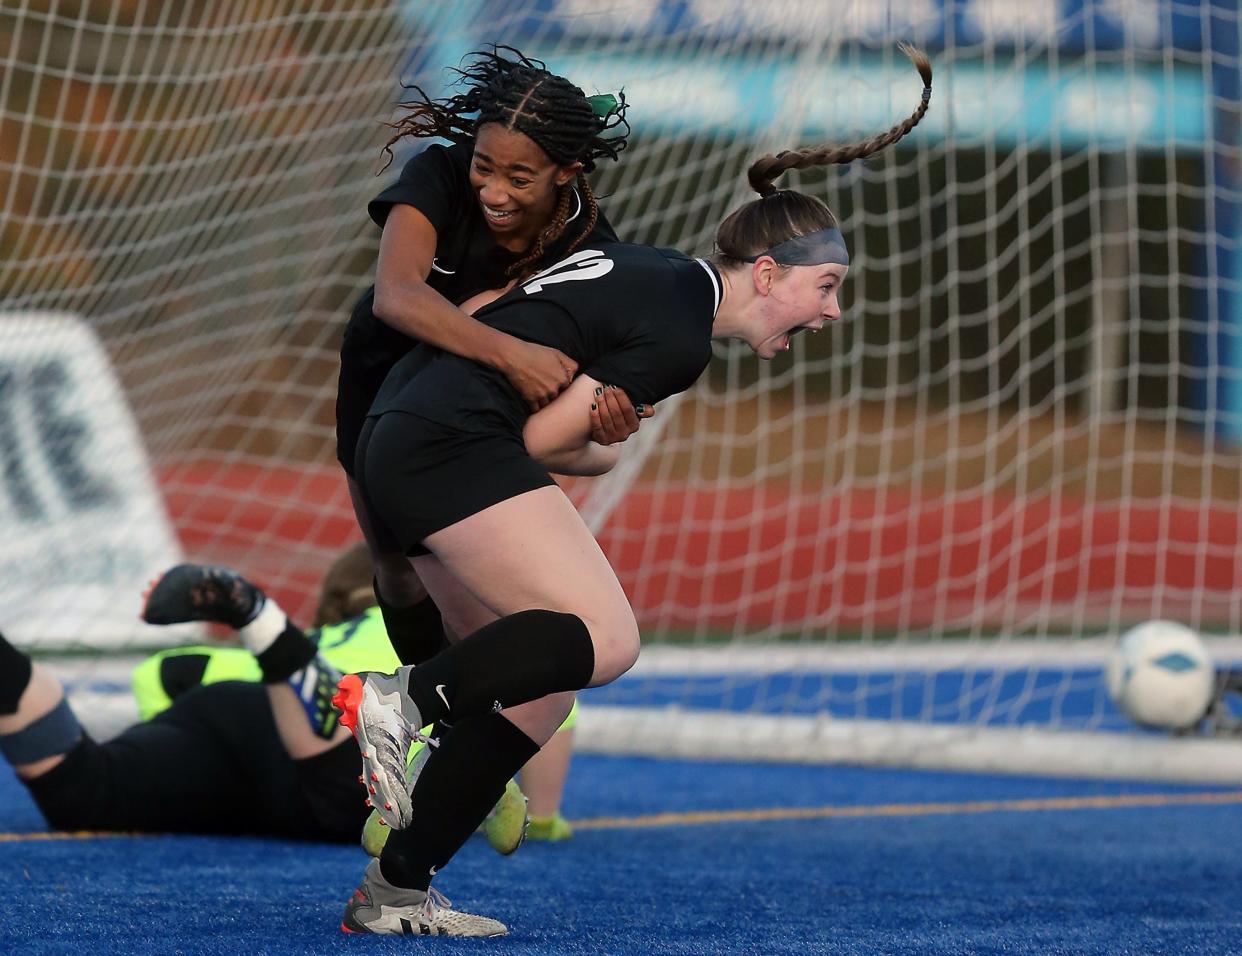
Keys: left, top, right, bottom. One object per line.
{"left": 333, "top": 45, "right": 630, "bottom": 878}
{"left": 379, "top": 45, "right": 626, "bottom": 283}
{"left": 337, "top": 45, "right": 639, "bottom": 670}
{"left": 330, "top": 46, "right": 933, "bottom": 937}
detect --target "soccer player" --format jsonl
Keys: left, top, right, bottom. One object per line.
{"left": 333, "top": 48, "right": 640, "bottom": 855}
{"left": 335, "top": 46, "right": 934, "bottom": 938}
{"left": 0, "top": 557, "right": 383, "bottom": 844}
{"left": 0, "top": 547, "right": 520, "bottom": 853}
{"left": 334, "top": 45, "right": 640, "bottom": 665}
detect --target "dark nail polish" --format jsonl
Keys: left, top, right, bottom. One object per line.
{"left": 594, "top": 387, "right": 603, "bottom": 396}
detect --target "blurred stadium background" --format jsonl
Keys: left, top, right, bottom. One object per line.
{"left": 1, "top": 0, "right": 1240, "bottom": 780}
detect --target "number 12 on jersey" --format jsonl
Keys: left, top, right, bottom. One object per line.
{"left": 521, "top": 249, "right": 614, "bottom": 294}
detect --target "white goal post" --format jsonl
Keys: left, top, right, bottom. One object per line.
{"left": 2, "top": 1, "right": 1239, "bottom": 780}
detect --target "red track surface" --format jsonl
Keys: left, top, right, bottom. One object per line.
{"left": 159, "top": 460, "right": 1240, "bottom": 630}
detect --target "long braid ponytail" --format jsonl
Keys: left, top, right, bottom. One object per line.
{"left": 747, "top": 44, "right": 932, "bottom": 197}
{"left": 714, "top": 44, "right": 933, "bottom": 266}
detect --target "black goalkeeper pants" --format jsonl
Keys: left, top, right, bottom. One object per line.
{"left": 23, "top": 681, "right": 366, "bottom": 842}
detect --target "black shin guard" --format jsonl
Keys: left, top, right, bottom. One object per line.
{"left": 379, "top": 713, "right": 539, "bottom": 891}
{"left": 375, "top": 586, "right": 447, "bottom": 666}
{"left": 253, "top": 623, "right": 317, "bottom": 684}
{"left": 0, "top": 633, "right": 32, "bottom": 716}
{"left": 405, "top": 609, "right": 596, "bottom": 725}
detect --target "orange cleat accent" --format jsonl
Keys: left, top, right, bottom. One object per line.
{"left": 332, "top": 674, "right": 363, "bottom": 733}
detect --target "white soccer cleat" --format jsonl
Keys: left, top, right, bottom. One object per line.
{"left": 333, "top": 667, "right": 427, "bottom": 829}
{"left": 360, "top": 742, "right": 432, "bottom": 857}
{"left": 341, "top": 860, "right": 507, "bottom": 937}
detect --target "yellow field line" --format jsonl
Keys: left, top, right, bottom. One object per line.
{"left": 0, "top": 830, "right": 147, "bottom": 843}
{"left": 571, "top": 790, "right": 1242, "bottom": 831}
{"left": 3, "top": 791, "right": 1240, "bottom": 843}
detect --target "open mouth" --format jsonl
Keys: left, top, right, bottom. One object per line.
{"left": 777, "top": 325, "right": 823, "bottom": 352}
{"left": 482, "top": 204, "right": 517, "bottom": 225}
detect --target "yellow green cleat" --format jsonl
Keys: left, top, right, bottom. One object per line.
{"left": 526, "top": 812, "right": 573, "bottom": 842}
{"left": 359, "top": 801, "right": 392, "bottom": 859}
{"left": 481, "top": 778, "right": 529, "bottom": 855}
{"left": 360, "top": 738, "right": 529, "bottom": 858}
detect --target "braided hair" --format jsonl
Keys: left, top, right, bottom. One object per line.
{"left": 715, "top": 44, "right": 932, "bottom": 266}
{"left": 380, "top": 46, "right": 630, "bottom": 279}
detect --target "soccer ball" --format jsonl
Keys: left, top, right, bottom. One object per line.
{"left": 1106, "top": 620, "right": 1216, "bottom": 731}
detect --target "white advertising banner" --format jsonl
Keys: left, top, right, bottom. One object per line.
{"left": 0, "top": 313, "right": 188, "bottom": 649}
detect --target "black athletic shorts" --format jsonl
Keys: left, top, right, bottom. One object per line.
{"left": 354, "top": 411, "right": 556, "bottom": 557}
{"left": 24, "top": 682, "right": 367, "bottom": 842}
{"left": 335, "top": 294, "right": 425, "bottom": 477}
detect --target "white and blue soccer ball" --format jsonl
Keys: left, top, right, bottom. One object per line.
{"left": 1106, "top": 620, "right": 1216, "bottom": 731}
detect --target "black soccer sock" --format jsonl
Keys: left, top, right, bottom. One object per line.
{"left": 0, "top": 632, "right": 33, "bottom": 716}
{"left": 404, "top": 609, "right": 596, "bottom": 725}
{"left": 380, "top": 712, "right": 539, "bottom": 891}
{"left": 253, "top": 622, "right": 317, "bottom": 684}
{"left": 375, "top": 583, "right": 448, "bottom": 666}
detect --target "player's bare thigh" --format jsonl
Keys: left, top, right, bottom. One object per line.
{"left": 412, "top": 553, "right": 577, "bottom": 744}
{"left": 411, "top": 555, "right": 496, "bottom": 641}
{"left": 422, "top": 485, "right": 640, "bottom": 686}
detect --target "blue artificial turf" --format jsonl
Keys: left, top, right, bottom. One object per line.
{"left": 3, "top": 754, "right": 1240, "bottom": 955}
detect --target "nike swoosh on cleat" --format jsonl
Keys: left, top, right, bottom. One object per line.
{"left": 435, "top": 684, "right": 450, "bottom": 709}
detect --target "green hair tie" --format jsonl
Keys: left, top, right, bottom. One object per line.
{"left": 586, "top": 92, "right": 619, "bottom": 119}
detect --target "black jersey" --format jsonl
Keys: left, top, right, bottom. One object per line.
{"left": 370, "top": 243, "right": 722, "bottom": 433}
{"left": 335, "top": 140, "right": 622, "bottom": 473}
{"left": 345, "top": 141, "right": 619, "bottom": 348}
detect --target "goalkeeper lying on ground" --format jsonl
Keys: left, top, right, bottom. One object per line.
{"left": 0, "top": 543, "right": 574, "bottom": 849}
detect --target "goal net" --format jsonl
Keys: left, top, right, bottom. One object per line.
{"left": 2, "top": 0, "right": 1239, "bottom": 778}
